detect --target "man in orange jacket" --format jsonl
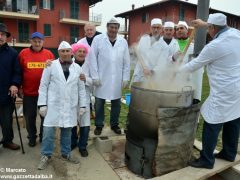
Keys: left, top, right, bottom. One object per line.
{"left": 18, "top": 32, "right": 54, "bottom": 147}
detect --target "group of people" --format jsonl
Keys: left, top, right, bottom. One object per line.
{"left": 0, "top": 12, "right": 240, "bottom": 173}
{"left": 0, "top": 18, "right": 130, "bottom": 170}
{"left": 132, "top": 13, "right": 240, "bottom": 170}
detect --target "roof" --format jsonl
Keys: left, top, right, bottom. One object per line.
{"left": 115, "top": 0, "right": 240, "bottom": 18}
{"left": 89, "top": 0, "right": 102, "bottom": 6}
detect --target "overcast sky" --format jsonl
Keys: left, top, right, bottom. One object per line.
{"left": 90, "top": 0, "right": 239, "bottom": 33}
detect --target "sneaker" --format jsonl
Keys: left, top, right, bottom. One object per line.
{"left": 38, "top": 155, "right": 51, "bottom": 170}
{"left": 79, "top": 149, "right": 88, "bottom": 157}
{"left": 61, "top": 154, "right": 80, "bottom": 164}
{"left": 111, "top": 126, "right": 121, "bottom": 134}
{"left": 94, "top": 127, "right": 102, "bottom": 135}
{"left": 28, "top": 139, "right": 36, "bottom": 147}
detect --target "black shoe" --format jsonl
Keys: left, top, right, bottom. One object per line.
{"left": 71, "top": 144, "right": 77, "bottom": 150}
{"left": 79, "top": 149, "right": 88, "bottom": 157}
{"left": 3, "top": 142, "right": 20, "bottom": 150}
{"left": 94, "top": 127, "right": 102, "bottom": 135}
{"left": 188, "top": 158, "right": 213, "bottom": 169}
{"left": 111, "top": 126, "right": 121, "bottom": 135}
{"left": 28, "top": 139, "right": 36, "bottom": 147}
{"left": 214, "top": 153, "right": 234, "bottom": 162}
{"left": 39, "top": 136, "right": 42, "bottom": 143}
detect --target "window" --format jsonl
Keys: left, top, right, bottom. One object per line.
{"left": 44, "top": 24, "right": 51, "bottom": 36}
{"left": 179, "top": 4, "right": 185, "bottom": 21}
{"left": 17, "top": 0, "right": 28, "bottom": 13}
{"left": 70, "top": 26, "right": 79, "bottom": 44}
{"left": 40, "top": 0, "right": 54, "bottom": 10}
{"left": 18, "top": 22, "right": 29, "bottom": 42}
{"left": 142, "top": 13, "right": 149, "bottom": 23}
{"left": 70, "top": 0, "right": 79, "bottom": 19}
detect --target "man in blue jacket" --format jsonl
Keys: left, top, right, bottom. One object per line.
{"left": 0, "top": 23, "right": 21, "bottom": 150}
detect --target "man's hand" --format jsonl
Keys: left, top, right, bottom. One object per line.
{"left": 45, "top": 59, "right": 52, "bottom": 67}
{"left": 172, "top": 51, "right": 183, "bottom": 62}
{"left": 39, "top": 106, "right": 47, "bottom": 117}
{"left": 80, "top": 74, "right": 86, "bottom": 82}
{"left": 191, "top": 19, "right": 208, "bottom": 28}
{"left": 143, "top": 68, "right": 152, "bottom": 76}
{"left": 9, "top": 85, "right": 18, "bottom": 97}
{"left": 93, "top": 79, "right": 101, "bottom": 86}
{"left": 79, "top": 107, "right": 86, "bottom": 116}
{"left": 122, "top": 81, "right": 128, "bottom": 89}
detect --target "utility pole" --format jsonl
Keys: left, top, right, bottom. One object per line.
{"left": 194, "top": 0, "right": 210, "bottom": 56}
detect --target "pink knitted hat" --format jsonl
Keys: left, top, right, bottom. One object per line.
{"left": 71, "top": 43, "right": 89, "bottom": 55}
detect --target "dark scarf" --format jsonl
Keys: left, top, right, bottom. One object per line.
{"left": 163, "top": 38, "right": 172, "bottom": 45}
{"left": 86, "top": 31, "right": 101, "bottom": 46}
{"left": 59, "top": 59, "right": 72, "bottom": 80}
{"left": 75, "top": 59, "right": 85, "bottom": 67}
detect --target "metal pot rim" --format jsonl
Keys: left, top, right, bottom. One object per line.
{"left": 131, "top": 83, "right": 194, "bottom": 94}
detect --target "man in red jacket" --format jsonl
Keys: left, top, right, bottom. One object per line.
{"left": 18, "top": 32, "right": 54, "bottom": 147}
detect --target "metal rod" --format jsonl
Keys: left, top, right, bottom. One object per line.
{"left": 194, "top": 0, "right": 210, "bottom": 56}
{"left": 13, "top": 98, "right": 25, "bottom": 154}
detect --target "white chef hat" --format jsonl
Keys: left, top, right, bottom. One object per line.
{"left": 151, "top": 18, "right": 162, "bottom": 26}
{"left": 163, "top": 21, "right": 175, "bottom": 28}
{"left": 58, "top": 41, "right": 72, "bottom": 50}
{"left": 177, "top": 21, "right": 189, "bottom": 29}
{"left": 207, "top": 13, "right": 227, "bottom": 26}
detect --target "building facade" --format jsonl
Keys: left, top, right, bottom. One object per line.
{"left": 115, "top": 0, "right": 240, "bottom": 45}
{"left": 0, "top": 0, "right": 102, "bottom": 50}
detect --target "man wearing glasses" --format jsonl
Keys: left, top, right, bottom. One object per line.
{"left": 18, "top": 32, "right": 54, "bottom": 147}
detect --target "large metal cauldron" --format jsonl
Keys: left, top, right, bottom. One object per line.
{"left": 125, "top": 82, "right": 200, "bottom": 178}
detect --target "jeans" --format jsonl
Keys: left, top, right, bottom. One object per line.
{"left": 200, "top": 117, "right": 240, "bottom": 166}
{"left": 41, "top": 126, "right": 72, "bottom": 157}
{"left": 71, "top": 126, "right": 90, "bottom": 150}
{"left": 23, "top": 96, "right": 44, "bottom": 140}
{"left": 95, "top": 98, "right": 121, "bottom": 128}
{"left": 0, "top": 102, "right": 14, "bottom": 144}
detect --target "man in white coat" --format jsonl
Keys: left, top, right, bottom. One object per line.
{"left": 78, "top": 23, "right": 101, "bottom": 119}
{"left": 91, "top": 18, "right": 130, "bottom": 135}
{"left": 176, "top": 21, "right": 204, "bottom": 103}
{"left": 161, "top": 21, "right": 179, "bottom": 56}
{"left": 132, "top": 18, "right": 170, "bottom": 83}
{"left": 179, "top": 13, "right": 240, "bottom": 169}
{"left": 77, "top": 23, "right": 101, "bottom": 81}
{"left": 37, "top": 41, "right": 87, "bottom": 170}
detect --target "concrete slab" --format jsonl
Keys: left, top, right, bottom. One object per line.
{"left": 0, "top": 117, "right": 120, "bottom": 180}
{"left": 151, "top": 155, "right": 240, "bottom": 180}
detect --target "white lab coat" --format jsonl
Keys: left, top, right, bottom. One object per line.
{"left": 38, "top": 59, "right": 87, "bottom": 127}
{"left": 91, "top": 33, "right": 130, "bottom": 100}
{"left": 161, "top": 37, "right": 179, "bottom": 56}
{"left": 73, "top": 57, "right": 92, "bottom": 127}
{"left": 78, "top": 37, "right": 99, "bottom": 80}
{"left": 181, "top": 28, "right": 240, "bottom": 124}
{"left": 132, "top": 35, "right": 170, "bottom": 82}
{"left": 179, "top": 42, "right": 204, "bottom": 100}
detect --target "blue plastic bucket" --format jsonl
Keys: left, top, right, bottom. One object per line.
{"left": 125, "top": 93, "right": 131, "bottom": 106}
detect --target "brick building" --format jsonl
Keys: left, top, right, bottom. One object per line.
{"left": 0, "top": 0, "right": 102, "bottom": 51}
{"left": 115, "top": 0, "right": 240, "bottom": 45}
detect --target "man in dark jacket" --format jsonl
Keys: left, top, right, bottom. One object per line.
{"left": 0, "top": 23, "right": 21, "bottom": 150}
